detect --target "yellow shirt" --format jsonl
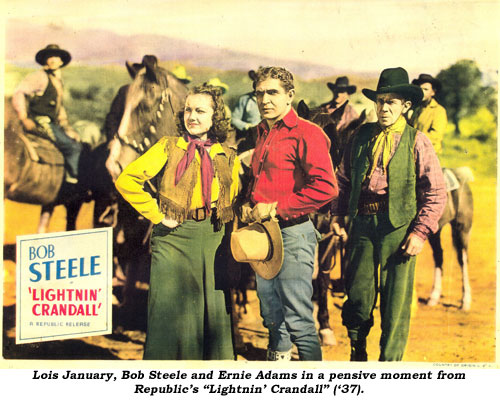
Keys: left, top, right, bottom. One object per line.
{"left": 409, "top": 98, "right": 448, "bottom": 154}
{"left": 115, "top": 136, "right": 241, "bottom": 224}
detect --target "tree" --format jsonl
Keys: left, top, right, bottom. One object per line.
{"left": 436, "top": 59, "right": 497, "bottom": 135}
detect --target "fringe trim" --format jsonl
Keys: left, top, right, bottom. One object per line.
{"left": 158, "top": 195, "right": 189, "bottom": 224}
{"left": 217, "top": 206, "right": 234, "bottom": 224}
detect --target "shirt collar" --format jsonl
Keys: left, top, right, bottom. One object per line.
{"left": 257, "top": 108, "right": 299, "bottom": 133}
{"left": 327, "top": 99, "right": 348, "bottom": 111}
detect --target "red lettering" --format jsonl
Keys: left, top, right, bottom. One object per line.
{"left": 32, "top": 304, "right": 40, "bottom": 315}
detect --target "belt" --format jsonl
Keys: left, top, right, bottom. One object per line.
{"left": 278, "top": 214, "right": 309, "bottom": 229}
{"left": 187, "top": 203, "right": 217, "bottom": 221}
{"left": 357, "top": 199, "right": 388, "bottom": 215}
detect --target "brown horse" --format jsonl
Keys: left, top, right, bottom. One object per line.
{"left": 297, "top": 99, "right": 368, "bottom": 346}
{"left": 102, "top": 56, "right": 188, "bottom": 307}
{"left": 3, "top": 98, "right": 104, "bottom": 233}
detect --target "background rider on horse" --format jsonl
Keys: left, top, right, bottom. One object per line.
{"left": 11, "top": 44, "right": 82, "bottom": 184}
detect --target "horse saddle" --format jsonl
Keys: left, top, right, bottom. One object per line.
{"left": 18, "top": 131, "right": 64, "bottom": 166}
{"left": 443, "top": 168, "right": 459, "bottom": 192}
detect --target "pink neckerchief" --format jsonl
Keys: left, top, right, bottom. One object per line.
{"left": 175, "top": 134, "right": 215, "bottom": 213}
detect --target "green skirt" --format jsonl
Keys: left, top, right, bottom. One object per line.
{"left": 144, "top": 218, "right": 234, "bottom": 360}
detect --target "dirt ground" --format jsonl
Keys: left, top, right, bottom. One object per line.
{"left": 2, "top": 178, "right": 497, "bottom": 363}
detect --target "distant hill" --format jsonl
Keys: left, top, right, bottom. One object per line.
{"left": 6, "top": 19, "right": 355, "bottom": 80}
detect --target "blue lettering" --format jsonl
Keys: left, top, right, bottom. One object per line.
{"left": 68, "top": 258, "right": 78, "bottom": 278}
{"left": 90, "top": 256, "right": 101, "bottom": 276}
{"left": 56, "top": 259, "right": 66, "bottom": 280}
{"left": 47, "top": 244, "right": 55, "bottom": 258}
{"left": 28, "top": 244, "right": 55, "bottom": 260}
{"left": 29, "top": 262, "right": 42, "bottom": 282}
{"left": 28, "top": 256, "right": 103, "bottom": 281}
{"left": 79, "top": 257, "right": 88, "bottom": 277}
{"left": 43, "top": 261, "right": 54, "bottom": 281}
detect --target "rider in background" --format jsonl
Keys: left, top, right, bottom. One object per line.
{"left": 12, "top": 44, "right": 82, "bottom": 184}
{"left": 231, "top": 70, "right": 261, "bottom": 153}
{"left": 408, "top": 73, "right": 448, "bottom": 154}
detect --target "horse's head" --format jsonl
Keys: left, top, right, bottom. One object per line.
{"left": 298, "top": 99, "right": 339, "bottom": 130}
{"left": 298, "top": 100, "right": 343, "bottom": 168}
{"left": 106, "top": 56, "right": 188, "bottom": 181}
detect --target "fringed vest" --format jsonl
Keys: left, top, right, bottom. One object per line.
{"left": 157, "top": 137, "right": 236, "bottom": 226}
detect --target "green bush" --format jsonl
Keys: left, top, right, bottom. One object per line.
{"left": 440, "top": 119, "right": 496, "bottom": 178}
{"left": 458, "top": 107, "right": 497, "bottom": 143}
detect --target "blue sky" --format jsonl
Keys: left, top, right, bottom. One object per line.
{"left": 2, "top": 0, "right": 499, "bottom": 76}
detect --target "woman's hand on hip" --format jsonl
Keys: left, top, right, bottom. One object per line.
{"left": 161, "top": 218, "right": 180, "bottom": 228}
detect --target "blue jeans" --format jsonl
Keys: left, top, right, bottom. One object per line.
{"left": 34, "top": 116, "right": 82, "bottom": 179}
{"left": 50, "top": 123, "right": 82, "bottom": 178}
{"left": 256, "top": 219, "right": 322, "bottom": 361}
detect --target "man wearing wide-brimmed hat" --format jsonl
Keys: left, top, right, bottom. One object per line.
{"left": 319, "top": 76, "right": 360, "bottom": 136}
{"left": 408, "top": 73, "right": 448, "bottom": 154}
{"left": 237, "top": 66, "right": 338, "bottom": 361}
{"left": 331, "top": 67, "right": 447, "bottom": 361}
{"left": 12, "top": 44, "right": 82, "bottom": 183}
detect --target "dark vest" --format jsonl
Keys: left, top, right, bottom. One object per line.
{"left": 157, "top": 137, "right": 236, "bottom": 226}
{"left": 349, "top": 122, "right": 417, "bottom": 227}
{"left": 29, "top": 72, "right": 59, "bottom": 121}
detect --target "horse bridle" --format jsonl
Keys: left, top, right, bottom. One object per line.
{"left": 114, "top": 87, "right": 175, "bottom": 155}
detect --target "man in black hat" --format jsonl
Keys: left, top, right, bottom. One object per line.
{"left": 12, "top": 44, "right": 82, "bottom": 183}
{"left": 408, "top": 74, "right": 448, "bottom": 154}
{"left": 331, "top": 67, "right": 447, "bottom": 361}
{"left": 319, "top": 76, "right": 360, "bottom": 137}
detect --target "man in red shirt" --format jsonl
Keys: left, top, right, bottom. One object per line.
{"left": 240, "top": 66, "right": 338, "bottom": 361}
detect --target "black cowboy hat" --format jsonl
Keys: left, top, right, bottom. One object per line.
{"left": 412, "top": 73, "right": 442, "bottom": 92}
{"left": 125, "top": 55, "right": 158, "bottom": 78}
{"left": 327, "top": 76, "right": 356, "bottom": 94}
{"left": 35, "top": 44, "right": 71, "bottom": 67}
{"left": 362, "top": 67, "right": 423, "bottom": 105}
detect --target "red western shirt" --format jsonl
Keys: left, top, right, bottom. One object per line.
{"left": 248, "top": 108, "right": 338, "bottom": 220}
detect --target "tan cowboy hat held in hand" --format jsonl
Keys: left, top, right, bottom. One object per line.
{"left": 231, "top": 219, "right": 284, "bottom": 280}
